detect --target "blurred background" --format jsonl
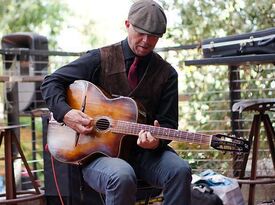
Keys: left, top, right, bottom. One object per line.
{"left": 0, "top": 0, "right": 274, "bottom": 204}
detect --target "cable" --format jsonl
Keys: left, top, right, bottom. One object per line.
{"left": 50, "top": 154, "right": 65, "bottom": 205}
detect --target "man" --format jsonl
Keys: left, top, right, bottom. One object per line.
{"left": 41, "top": 0, "right": 192, "bottom": 204}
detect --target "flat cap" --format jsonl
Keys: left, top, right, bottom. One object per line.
{"left": 128, "top": 0, "right": 167, "bottom": 37}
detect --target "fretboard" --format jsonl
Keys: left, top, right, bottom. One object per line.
{"left": 111, "top": 120, "right": 212, "bottom": 145}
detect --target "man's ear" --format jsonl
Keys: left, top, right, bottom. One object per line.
{"left": 125, "top": 20, "right": 130, "bottom": 28}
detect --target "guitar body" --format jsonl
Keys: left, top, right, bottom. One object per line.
{"left": 47, "top": 80, "right": 138, "bottom": 164}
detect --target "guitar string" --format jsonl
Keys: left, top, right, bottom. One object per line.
{"left": 94, "top": 120, "right": 245, "bottom": 151}
{"left": 95, "top": 120, "right": 211, "bottom": 143}
{"left": 121, "top": 121, "right": 211, "bottom": 143}
{"left": 95, "top": 120, "right": 212, "bottom": 144}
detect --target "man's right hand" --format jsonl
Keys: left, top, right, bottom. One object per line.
{"left": 63, "top": 109, "right": 93, "bottom": 134}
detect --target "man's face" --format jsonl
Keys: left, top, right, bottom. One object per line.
{"left": 125, "top": 20, "right": 159, "bottom": 57}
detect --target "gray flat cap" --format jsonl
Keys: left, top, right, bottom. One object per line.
{"left": 128, "top": 0, "right": 167, "bottom": 37}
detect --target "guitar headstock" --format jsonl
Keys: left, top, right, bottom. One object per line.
{"left": 210, "top": 134, "right": 250, "bottom": 153}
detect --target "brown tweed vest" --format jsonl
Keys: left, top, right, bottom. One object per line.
{"left": 99, "top": 42, "right": 172, "bottom": 125}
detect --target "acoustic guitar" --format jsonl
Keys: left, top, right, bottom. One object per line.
{"left": 47, "top": 80, "right": 249, "bottom": 164}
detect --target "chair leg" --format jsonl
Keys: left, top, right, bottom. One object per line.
{"left": 238, "top": 114, "right": 261, "bottom": 205}
{"left": 3, "top": 130, "right": 16, "bottom": 200}
{"left": 13, "top": 132, "right": 41, "bottom": 194}
{"left": 99, "top": 193, "right": 106, "bottom": 205}
{"left": 144, "top": 195, "right": 150, "bottom": 205}
{"left": 239, "top": 114, "right": 261, "bottom": 179}
{"left": 262, "top": 114, "right": 275, "bottom": 169}
{"left": 248, "top": 114, "right": 262, "bottom": 205}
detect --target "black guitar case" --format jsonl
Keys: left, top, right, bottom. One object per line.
{"left": 202, "top": 27, "right": 275, "bottom": 58}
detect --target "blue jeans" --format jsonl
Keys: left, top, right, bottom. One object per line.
{"left": 82, "top": 147, "right": 192, "bottom": 205}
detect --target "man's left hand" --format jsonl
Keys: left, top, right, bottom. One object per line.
{"left": 137, "top": 120, "right": 160, "bottom": 149}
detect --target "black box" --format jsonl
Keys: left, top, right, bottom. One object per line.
{"left": 1, "top": 32, "right": 48, "bottom": 111}
{"left": 202, "top": 27, "right": 275, "bottom": 58}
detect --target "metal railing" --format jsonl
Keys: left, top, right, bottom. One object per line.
{"left": 0, "top": 47, "right": 274, "bottom": 199}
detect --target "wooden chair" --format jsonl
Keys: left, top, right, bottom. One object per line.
{"left": 232, "top": 98, "right": 275, "bottom": 205}
{"left": 0, "top": 124, "right": 44, "bottom": 204}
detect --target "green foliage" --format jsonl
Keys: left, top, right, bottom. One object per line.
{"left": 79, "top": 19, "right": 101, "bottom": 47}
{"left": 159, "top": 0, "right": 275, "bottom": 134}
{"left": 161, "top": 0, "right": 275, "bottom": 44}
{"left": 159, "top": 0, "right": 275, "bottom": 172}
{"left": 0, "top": 0, "right": 69, "bottom": 48}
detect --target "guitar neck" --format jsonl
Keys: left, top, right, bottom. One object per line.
{"left": 111, "top": 120, "right": 212, "bottom": 145}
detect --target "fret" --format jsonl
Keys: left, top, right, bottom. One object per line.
{"left": 167, "top": 128, "right": 171, "bottom": 138}
{"left": 177, "top": 130, "right": 182, "bottom": 140}
{"left": 102, "top": 118, "right": 207, "bottom": 147}
{"left": 199, "top": 133, "right": 203, "bottom": 144}
{"left": 112, "top": 120, "right": 211, "bottom": 145}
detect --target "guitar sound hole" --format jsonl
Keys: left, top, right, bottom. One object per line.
{"left": 96, "top": 118, "right": 110, "bottom": 131}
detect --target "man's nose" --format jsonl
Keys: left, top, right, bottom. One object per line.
{"left": 141, "top": 34, "right": 150, "bottom": 42}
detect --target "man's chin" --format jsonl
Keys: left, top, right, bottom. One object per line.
{"left": 136, "top": 49, "right": 151, "bottom": 56}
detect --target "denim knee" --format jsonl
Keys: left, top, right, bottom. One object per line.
{"left": 107, "top": 167, "right": 137, "bottom": 193}
{"left": 170, "top": 161, "right": 192, "bottom": 185}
